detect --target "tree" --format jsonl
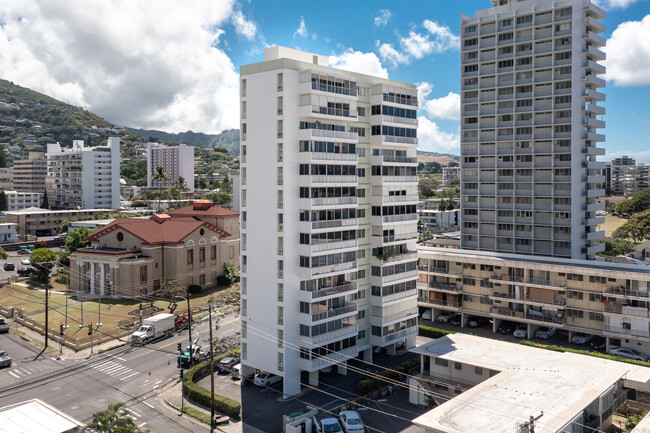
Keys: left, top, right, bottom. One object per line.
{"left": 176, "top": 176, "right": 188, "bottom": 192}
{"left": 419, "top": 177, "right": 442, "bottom": 198}
{"left": 59, "top": 218, "right": 73, "bottom": 234}
{"left": 598, "top": 239, "right": 634, "bottom": 257}
{"left": 0, "top": 247, "right": 7, "bottom": 260}
{"left": 0, "top": 191, "right": 6, "bottom": 212}
{"left": 153, "top": 280, "right": 187, "bottom": 313}
{"left": 30, "top": 248, "right": 56, "bottom": 283}
{"left": 449, "top": 178, "right": 460, "bottom": 187}
{"left": 82, "top": 402, "right": 150, "bottom": 433}
{"left": 197, "top": 177, "right": 208, "bottom": 190}
{"left": 205, "top": 191, "right": 232, "bottom": 207}
{"left": 217, "top": 262, "right": 237, "bottom": 286}
{"left": 65, "top": 226, "right": 93, "bottom": 252}
{"left": 41, "top": 191, "right": 49, "bottom": 210}
{"left": 613, "top": 209, "right": 650, "bottom": 243}
{"left": 151, "top": 166, "right": 168, "bottom": 211}
{"left": 616, "top": 189, "right": 650, "bottom": 215}
{"left": 0, "top": 149, "right": 6, "bottom": 168}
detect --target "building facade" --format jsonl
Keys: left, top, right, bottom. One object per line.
{"left": 417, "top": 246, "right": 650, "bottom": 354}
{"left": 5, "top": 191, "right": 43, "bottom": 211}
{"left": 460, "top": 0, "right": 607, "bottom": 259}
{"left": 12, "top": 152, "right": 47, "bottom": 193}
{"left": 46, "top": 138, "right": 121, "bottom": 210}
{"left": 605, "top": 156, "right": 650, "bottom": 197}
{"left": 5, "top": 208, "right": 114, "bottom": 237}
{"left": 240, "top": 46, "right": 419, "bottom": 396}
{"left": 0, "top": 167, "right": 13, "bottom": 191}
{"left": 441, "top": 166, "right": 461, "bottom": 187}
{"left": 146, "top": 142, "right": 195, "bottom": 193}
{"left": 0, "top": 223, "right": 18, "bottom": 243}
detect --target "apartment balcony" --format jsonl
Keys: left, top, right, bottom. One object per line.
{"left": 299, "top": 81, "right": 358, "bottom": 99}
{"left": 525, "top": 312, "right": 567, "bottom": 326}
{"left": 584, "top": 31, "right": 606, "bottom": 47}
{"left": 372, "top": 251, "right": 418, "bottom": 265}
{"left": 370, "top": 232, "right": 418, "bottom": 248}
{"left": 603, "top": 325, "right": 650, "bottom": 340}
{"left": 306, "top": 218, "right": 359, "bottom": 231}
{"left": 370, "top": 269, "right": 418, "bottom": 287}
{"left": 604, "top": 286, "right": 650, "bottom": 301}
{"left": 583, "top": 75, "right": 606, "bottom": 89}
{"left": 299, "top": 196, "right": 358, "bottom": 209}
{"left": 371, "top": 326, "right": 418, "bottom": 347}
{"left": 301, "top": 302, "right": 358, "bottom": 324}
{"left": 584, "top": 216, "right": 606, "bottom": 226}
{"left": 584, "top": 242, "right": 605, "bottom": 257}
{"left": 418, "top": 266, "right": 462, "bottom": 279}
{"left": 371, "top": 114, "right": 418, "bottom": 127}
{"left": 418, "top": 297, "right": 462, "bottom": 311}
{"left": 308, "top": 325, "right": 358, "bottom": 345}
{"left": 300, "top": 175, "right": 358, "bottom": 186}
{"left": 300, "top": 239, "right": 358, "bottom": 256}
{"left": 586, "top": 45, "right": 606, "bottom": 61}
{"left": 374, "top": 288, "right": 418, "bottom": 306}
{"left": 585, "top": 230, "right": 605, "bottom": 241}
{"left": 584, "top": 118, "right": 606, "bottom": 130}
{"left": 371, "top": 308, "right": 418, "bottom": 327}
{"left": 299, "top": 281, "right": 358, "bottom": 302}
{"left": 299, "top": 152, "right": 358, "bottom": 163}
{"left": 299, "top": 346, "right": 358, "bottom": 372}
{"left": 489, "top": 274, "right": 567, "bottom": 290}
{"left": 583, "top": 60, "right": 606, "bottom": 75}
{"left": 371, "top": 92, "right": 418, "bottom": 107}
{"left": 583, "top": 16, "right": 606, "bottom": 34}
{"left": 371, "top": 194, "right": 419, "bottom": 205}
{"left": 419, "top": 281, "right": 463, "bottom": 294}
{"left": 586, "top": 202, "right": 605, "bottom": 212}
{"left": 299, "top": 261, "right": 358, "bottom": 280}
{"left": 603, "top": 304, "right": 650, "bottom": 319}
{"left": 370, "top": 155, "right": 418, "bottom": 166}
{"left": 370, "top": 175, "right": 418, "bottom": 186}
{"left": 584, "top": 89, "right": 606, "bottom": 102}
{"left": 584, "top": 145, "right": 606, "bottom": 156}
{"left": 586, "top": 174, "right": 605, "bottom": 183}
{"left": 298, "top": 128, "right": 358, "bottom": 143}
{"left": 370, "top": 213, "right": 418, "bottom": 226}
{"left": 584, "top": 131, "right": 606, "bottom": 142}
{"left": 370, "top": 135, "right": 418, "bottom": 147}
{"left": 300, "top": 104, "right": 358, "bottom": 121}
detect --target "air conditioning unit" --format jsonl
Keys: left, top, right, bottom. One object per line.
{"left": 277, "top": 85, "right": 283, "bottom": 91}
{"left": 278, "top": 249, "right": 284, "bottom": 255}
{"left": 278, "top": 202, "right": 284, "bottom": 209}
{"left": 278, "top": 363, "right": 284, "bottom": 371}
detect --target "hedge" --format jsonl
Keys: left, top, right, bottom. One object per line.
{"left": 188, "top": 284, "right": 201, "bottom": 294}
{"left": 519, "top": 340, "right": 650, "bottom": 368}
{"left": 182, "top": 348, "right": 241, "bottom": 419}
{"left": 354, "top": 357, "right": 421, "bottom": 396}
{"left": 418, "top": 325, "right": 456, "bottom": 339}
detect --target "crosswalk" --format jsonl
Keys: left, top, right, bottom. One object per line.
{"left": 92, "top": 359, "right": 140, "bottom": 381}
{"left": 119, "top": 407, "right": 148, "bottom": 429}
{"left": 5, "top": 363, "right": 39, "bottom": 379}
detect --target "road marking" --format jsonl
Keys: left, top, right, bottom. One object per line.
{"left": 139, "top": 422, "right": 147, "bottom": 427}
{"left": 120, "top": 372, "right": 139, "bottom": 381}
{"left": 222, "top": 329, "right": 234, "bottom": 335}
{"left": 125, "top": 408, "right": 141, "bottom": 418}
{"left": 8, "top": 371, "right": 19, "bottom": 378}
{"left": 143, "top": 401, "right": 154, "bottom": 409}
{"left": 103, "top": 365, "right": 126, "bottom": 374}
{"left": 12, "top": 369, "right": 24, "bottom": 376}
{"left": 154, "top": 380, "right": 162, "bottom": 385}
{"left": 93, "top": 361, "right": 114, "bottom": 369}
{"left": 117, "top": 357, "right": 126, "bottom": 361}
{"left": 22, "top": 369, "right": 32, "bottom": 375}
{"left": 111, "top": 369, "right": 133, "bottom": 378}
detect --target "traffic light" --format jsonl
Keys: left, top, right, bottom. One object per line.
{"left": 87, "top": 323, "right": 92, "bottom": 336}
{"left": 59, "top": 323, "right": 64, "bottom": 336}
{"left": 177, "top": 342, "right": 182, "bottom": 353}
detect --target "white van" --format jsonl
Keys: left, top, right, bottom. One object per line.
{"left": 231, "top": 363, "right": 242, "bottom": 379}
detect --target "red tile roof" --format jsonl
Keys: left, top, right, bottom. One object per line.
{"left": 87, "top": 216, "right": 231, "bottom": 245}
{"left": 168, "top": 203, "right": 239, "bottom": 217}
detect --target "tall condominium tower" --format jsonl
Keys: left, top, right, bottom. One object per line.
{"left": 46, "top": 138, "right": 121, "bottom": 210}
{"left": 12, "top": 152, "right": 47, "bottom": 194}
{"left": 240, "top": 46, "right": 419, "bottom": 396}
{"left": 146, "top": 142, "right": 195, "bottom": 192}
{"left": 460, "top": 0, "right": 606, "bottom": 259}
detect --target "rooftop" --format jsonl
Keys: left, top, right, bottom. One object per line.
{"left": 0, "top": 399, "right": 82, "bottom": 433}
{"left": 412, "top": 334, "right": 650, "bottom": 433}
{"left": 167, "top": 201, "right": 239, "bottom": 217}
{"left": 5, "top": 207, "right": 114, "bottom": 215}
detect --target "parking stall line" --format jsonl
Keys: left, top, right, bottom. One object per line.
{"left": 7, "top": 371, "right": 20, "bottom": 379}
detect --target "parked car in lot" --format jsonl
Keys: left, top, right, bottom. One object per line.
{"left": 608, "top": 347, "right": 649, "bottom": 362}
{"left": 253, "top": 371, "right": 282, "bottom": 387}
{"left": 0, "top": 318, "right": 9, "bottom": 333}
{"left": 534, "top": 327, "right": 557, "bottom": 339}
{"left": 513, "top": 324, "right": 528, "bottom": 338}
{"left": 498, "top": 321, "right": 516, "bottom": 334}
{"left": 216, "top": 356, "right": 240, "bottom": 374}
{"left": 3, "top": 263, "right": 14, "bottom": 271}
{"left": 0, "top": 351, "right": 11, "bottom": 368}
{"left": 420, "top": 309, "right": 432, "bottom": 321}
{"left": 571, "top": 333, "right": 593, "bottom": 345}
{"left": 467, "top": 316, "right": 489, "bottom": 328}
{"left": 339, "top": 410, "right": 364, "bottom": 433}
{"left": 16, "top": 249, "right": 31, "bottom": 255}
{"left": 231, "top": 363, "right": 241, "bottom": 379}
{"left": 436, "top": 313, "right": 452, "bottom": 323}
{"left": 20, "top": 258, "right": 31, "bottom": 266}
{"left": 450, "top": 314, "right": 462, "bottom": 326}
{"left": 590, "top": 336, "right": 606, "bottom": 351}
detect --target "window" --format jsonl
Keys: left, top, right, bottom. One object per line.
{"left": 199, "top": 247, "right": 205, "bottom": 263}
{"left": 357, "top": 107, "right": 366, "bottom": 117}
{"left": 464, "top": 64, "right": 478, "bottom": 73}
{"left": 475, "top": 366, "right": 483, "bottom": 375}
{"left": 140, "top": 266, "right": 147, "bottom": 283}
{"left": 498, "top": 33, "right": 513, "bottom": 42}
{"left": 499, "top": 19, "right": 513, "bottom": 28}
{"left": 211, "top": 245, "right": 216, "bottom": 260}
{"left": 454, "top": 362, "right": 463, "bottom": 370}
{"left": 434, "top": 357, "right": 448, "bottom": 367}
{"left": 516, "top": 15, "right": 532, "bottom": 25}
{"left": 187, "top": 250, "right": 193, "bottom": 265}
{"left": 464, "top": 38, "right": 478, "bottom": 47}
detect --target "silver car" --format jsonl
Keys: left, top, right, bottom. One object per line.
{"left": 0, "top": 318, "right": 9, "bottom": 333}
{"left": 0, "top": 351, "right": 12, "bottom": 368}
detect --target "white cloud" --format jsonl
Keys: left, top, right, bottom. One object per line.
{"left": 417, "top": 82, "right": 433, "bottom": 104}
{"left": 231, "top": 10, "right": 257, "bottom": 40}
{"left": 422, "top": 92, "right": 461, "bottom": 121}
{"left": 294, "top": 16, "right": 308, "bottom": 38}
{"left": 374, "top": 9, "right": 392, "bottom": 27}
{"left": 329, "top": 49, "right": 388, "bottom": 79}
{"left": 378, "top": 20, "right": 459, "bottom": 67}
{"left": 605, "top": 14, "right": 650, "bottom": 86}
{"left": 0, "top": 0, "right": 240, "bottom": 134}
{"left": 417, "top": 117, "right": 460, "bottom": 153}
{"left": 594, "top": 0, "right": 641, "bottom": 9}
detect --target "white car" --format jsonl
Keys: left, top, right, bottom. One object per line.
{"left": 230, "top": 363, "right": 241, "bottom": 379}
{"left": 21, "top": 258, "right": 31, "bottom": 266}
{"left": 608, "top": 347, "right": 649, "bottom": 362}
{"left": 253, "top": 371, "right": 282, "bottom": 387}
{"left": 436, "top": 313, "right": 451, "bottom": 323}
{"left": 339, "top": 410, "right": 364, "bottom": 433}
{"left": 513, "top": 324, "right": 528, "bottom": 339}
{"left": 571, "top": 333, "right": 593, "bottom": 345}
{"left": 534, "top": 327, "right": 557, "bottom": 339}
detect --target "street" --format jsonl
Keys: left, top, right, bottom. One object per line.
{"left": 0, "top": 311, "right": 240, "bottom": 432}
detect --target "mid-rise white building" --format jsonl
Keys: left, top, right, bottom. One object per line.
{"left": 5, "top": 191, "right": 43, "bottom": 211}
{"left": 46, "top": 138, "right": 121, "bottom": 210}
{"left": 240, "top": 46, "right": 419, "bottom": 396}
{"left": 12, "top": 152, "right": 47, "bottom": 193}
{"left": 460, "top": 0, "right": 607, "bottom": 259}
{"left": 441, "top": 166, "right": 460, "bottom": 187}
{"left": 605, "top": 156, "right": 650, "bottom": 196}
{"left": 146, "top": 142, "right": 195, "bottom": 192}
{"left": 0, "top": 167, "right": 13, "bottom": 191}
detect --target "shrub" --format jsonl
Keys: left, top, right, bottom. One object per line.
{"left": 519, "top": 340, "right": 650, "bottom": 368}
{"left": 182, "top": 348, "right": 241, "bottom": 419}
{"left": 418, "top": 325, "right": 456, "bottom": 339}
{"left": 354, "top": 357, "right": 421, "bottom": 396}
{"left": 188, "top": 284, "right": 201, "bottom": 294}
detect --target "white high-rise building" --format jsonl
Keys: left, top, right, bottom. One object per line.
{"left": 46, "top": 138, "right": 121, "bottom": 210}
{"left": 460, "top": 0, "right": 606, "bottom": 260}
{"left": 240, "top": 46, "right": 419, "bottom": 396}
{"left": 146, "top": 142, "right": 195, "bottom": 192}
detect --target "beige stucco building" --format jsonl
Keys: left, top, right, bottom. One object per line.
{"left": 70, "top": 201, "right": 239, "bottom": 298}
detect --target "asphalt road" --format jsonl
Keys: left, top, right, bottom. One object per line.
{"left": 0, "top": 332, "right": 65, "bottom": 384}
{"left": 0, "top": 311, "right": 240, "bottom": 432}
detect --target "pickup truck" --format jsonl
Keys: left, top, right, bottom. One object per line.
{"left": 177, "top": 344, "right": 208, "bottom": 368}
{"left": 131, "top": 313, "right": 176, "bottom": 344}
{"left": 313, "top": 414, "right": 344, "bottom": 433}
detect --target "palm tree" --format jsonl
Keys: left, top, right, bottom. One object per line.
{"left": 82, "top": 402, "right": 150, "bottom": 433}
{"left": 151, "top": 166, "right": 168, "bottom": 211}
{"left": 175, "top": 176, "right": 188, "bottom": 207}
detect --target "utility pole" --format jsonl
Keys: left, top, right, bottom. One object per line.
{"left": 44, "top": 267, "right": 50, "bottom": 348}
{"left": 88, "top": 323, "right": 93, "bottom": 355}
{"left": 178, "top": 342, "right": 184, "bottom": 416}
{"left": 186, "top": 289, "right": 193, "bottom": 368}
{"left": 208, "top": 304, "right": 215, "bottom": 431}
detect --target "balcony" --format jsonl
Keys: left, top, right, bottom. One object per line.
{"left": 525, "top": 312, "right": 566, "bottom": 325}
{"left": 583, "top": 16, "right": 606, "bottom": 34}
{"left": 584, "top": 75, "right": 606, "bottom": 89}
{"left": 603, "top": 324, "right": 650, "bottom": 340}
{"left": 371, "top": 194, "right": 419, "bottom": 205}
{"left": 603, "top": 304, "right": 650, "bottom": 319}
{"left": 301, "top": 239, "right": 358, "bottom": 255}
{"left": 424, "top": 281, "right": 463, "bottom": 293}
{"left": 304, "top": 302, "right": 358, "bottom": 323}
{"left": 370, "top": 213, "right": 418, "bottom": 225}
{"left": 371, "top": 232, "right": 417, "bottom": 247}
{"left": 584, "top": 31, "right": 606, "bottom": 47}
{"left": 372, "top": 114, "right": 418, "bottom": 126}
{"left": 299, "top": 129, "right": 358, "bottom": 143}
{"left": 370, "top": 269, "right": 418, "bottom": 286}
{"left": 371, "top": 326, "right": 418, "bottom": 346}
{"left": 299, "top": 261, "right": 358, "bottom": 279}
{"left": 370, "top": 155, "right": 418, "bottom": 165}
{"left": 299, "top": 282, "right": 358, "bottom": 302}
{"left": 300, "top": 80, "right": 358, "bottom": 98}
{"left": 301, "top": 196, "right": 358, "bottom": 209}
{"left": 374, "top": 288, "right": 418, "bottom": 305}
{"left": 301, "top": 175, "right": 358, "bottom": 186}
{"left": 299, "top": 346, "right": 358, "bottom": 371}
{"left": 371, "top": 308, "right": 418, "bottom": 327}
{"left": 299, "top": 152, "right": 358, "bottom": 163}
{"left": 309, "top": 219, "right": 358, "bottom": 231}
{"left": 583, "top": 60, "right": 606, "bottom": 75}
{"left": 309, "top": 325, "right": 358, "bottom": 345}
{"left": 418, "top": 298, "right": 462, "bottom": 310}
{"left": 586, "top": 45, "right": 606, "bottom": 61}
{"left": 371, "top": 175, "right": 418, "bottom": 186}
{"left": 584, "top": 89, "right": 606, "bottom": 103}
{"left": 586, "top": 103, "right": 606, "bottom": 116}
{"left": 370, "top": 135, "right": 418, "bottom": 147}
{"left": 418, "top": 266, "right": 463, "bottom": 279}
{"left": 604, "top": 286, "right": 650, "bottom": 300}
{"left": 489, "top": 274, "right": 567, "bottom": 290}
{"left": 300, "top": 104, "right": 358, "bottom": 121}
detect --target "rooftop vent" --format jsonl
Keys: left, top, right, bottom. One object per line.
{"left": 193, "top": 200, "right": 214, "bottom": 211}
{"left": 150, "top": 214, "right": 171, "bottom": 224}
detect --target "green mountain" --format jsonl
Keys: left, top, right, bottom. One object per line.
{"left": 127, "top": 127, "right": 240, "bottom": 154}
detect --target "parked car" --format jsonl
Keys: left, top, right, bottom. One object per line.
{"left": 608, "top": 347, "right": 649, "bottom": 362}
{"left": 373, "top": 346, "right": 383, "bottom": 354}
{"left": 467, "top": 316, "right": 489, "bottom": 328}
{"left": 590, "top": 336, "right": 606, "bottom": 351}
{"left": 54, "top": 233, "right": 68, "bottom": 240}
{"left": 17, "top": 267, "right": 36, "bottom": 276}
{"left": 420, "top": 309, "right": 432, "bottom": 321}
{"left": 216, "top": 356, "right": 240, "bottom": 374}
{"left": 339, "top": 410, "right": 364, "bottom": 433}
{"left": 534, "top": 327, "right": 557, "bottom": 339}
{"left": 450, "top": 314, "right": 462, "bottom": 326}
{"left": 20, "top": 258, "right": 30, "bottom": 266}
{"left": 0, "top": 351, "right": 11, "bottom": 368}
{"left": 498, "top": 321, "right": 516, "bottom": 334}
{"left": 230, "top": 363, "right": 241, "bottom": 379}
{"left": 571, "top": 333, "right": 593, "bottom": 345}
{"left": 513, "top": 324, "right": 528, "bottom": 338}
{"left": 16, "top": 249, "right": 31, "bottom": 255}
{"left": 436, "top": 313, "right": 452, "bottom": 323}
{"left": 254, "top": 371, "right": 282, "bottom": 387}
{"left": 3, "top": 263, "right": 14, "bottom": 271}
{"left": 0, "top": 318, "right": 9, "bottom": 333}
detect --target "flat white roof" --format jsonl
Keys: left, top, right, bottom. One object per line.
{"left": 6, "top": 207, "right": 115, "bottom": 215}
{"left": 412, "top": 334, "right": 650, "bottom": 433}
{"left": 0, "top": 399, "right": 82, "bottom": 433}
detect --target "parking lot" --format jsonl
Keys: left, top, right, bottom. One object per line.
{"left": 196, "top": 351, "right": 428, "bottom": 433}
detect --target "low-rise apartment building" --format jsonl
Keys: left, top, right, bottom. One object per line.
{"left": 418, "top": 246, "right": 650, "bottom": 353}
{"left": 441, "top": 166, "right": 460, "bottom": 187}
{"left": 5, "top": 191, "right": 43, "bottom": 211}
{"left": 5, "top": 207, "right": 115, "bottom": 237}
{"left": 0, "top": 223, "right": 18, "bottom": 243}
{"left": 69, "top": 201, "right": 239, "bottom": 298}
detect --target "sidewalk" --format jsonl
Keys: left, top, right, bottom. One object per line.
{"left": 161, "top": 380, "right": 266, "bottom": 433}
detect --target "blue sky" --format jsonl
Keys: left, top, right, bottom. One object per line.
{"left": 1, "top": 1, "right": 650, "bottom": 161}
